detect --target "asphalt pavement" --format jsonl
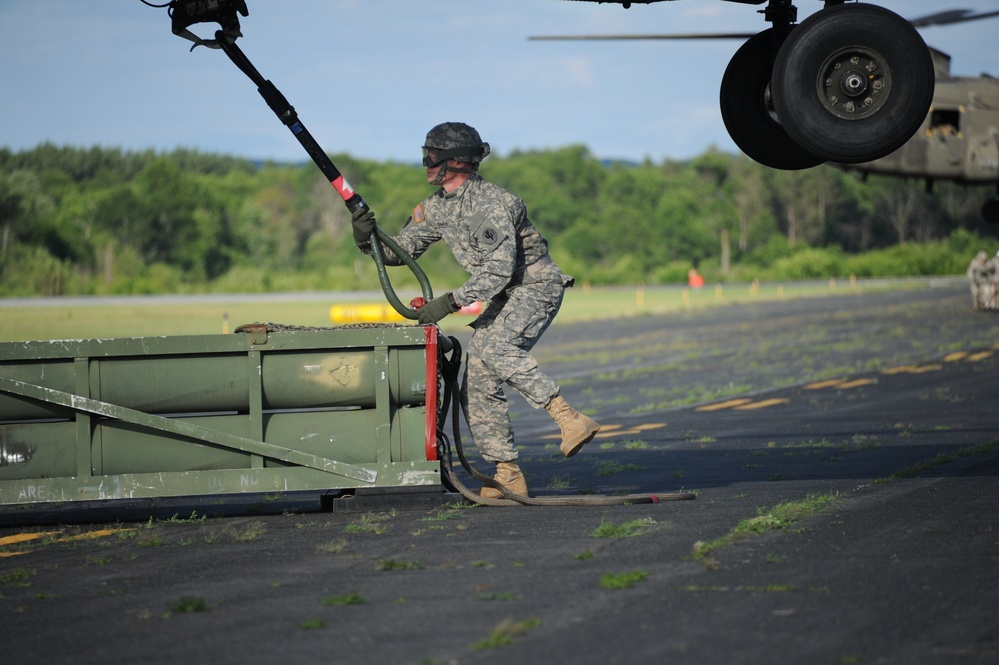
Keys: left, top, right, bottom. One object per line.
{"left": 2, "top": 281, "right": 998, "bottom": 664}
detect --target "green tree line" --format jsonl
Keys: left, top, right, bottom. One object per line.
{"left": 1, "top": 143, "right": 996, "bottom": 297}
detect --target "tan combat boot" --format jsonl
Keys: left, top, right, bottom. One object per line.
{"left": 479, "top": 461, "right": 529, "bottom": 499}
{"left": 546, "top": 395, "right": 600, "bottom": 457}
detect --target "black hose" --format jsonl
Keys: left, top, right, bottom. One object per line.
{"left": 368, "top": 227, "right": 434, "bottom": 319}
{"left": 437, "top": 336, "right": 697, "bottom": 506}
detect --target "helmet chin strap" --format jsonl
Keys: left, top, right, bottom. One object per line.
{"left": 431, "top": 161, "right": 475, "bottom": 187}
{"left": 431, "top": 162, "right": 448, "bottom": 186}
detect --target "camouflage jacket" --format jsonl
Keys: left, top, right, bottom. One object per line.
{"left": 370, "top": 174, "right": 564, "bottom": 306}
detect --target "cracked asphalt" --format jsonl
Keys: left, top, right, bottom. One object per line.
{"left": 2, "top": 280, "right": 998, "bottom": 664}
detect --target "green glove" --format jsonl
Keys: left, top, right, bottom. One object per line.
{"left": 351, "top": 208, "right": 377, "bottom": 246}
{"left": 417, "top": 293, "right": 460, "bottom": 325}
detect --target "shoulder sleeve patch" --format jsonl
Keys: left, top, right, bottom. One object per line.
{"left": 474, "top": 221, "right": 502, "bottom": 248}
{"left": 412, "top": 203, "right": 426, "bottom": 224}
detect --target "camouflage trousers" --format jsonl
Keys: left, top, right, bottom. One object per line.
{"left": 460, "top": 279, "right": 565, "bottom": 462}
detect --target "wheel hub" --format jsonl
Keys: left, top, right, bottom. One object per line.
{"left": 817, "top": 47, "right": 891, "bottom": 121}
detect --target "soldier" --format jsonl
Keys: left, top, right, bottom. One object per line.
{"left": 351, "top": 122, "right": 600, "bottom": 497}
{"left": 984, "top": 250, "right": 999, "bottom": 311}
{"left": 966, "top": 251, "right": 989, "bottom": 310}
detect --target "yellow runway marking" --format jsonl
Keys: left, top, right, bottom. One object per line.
{"left": 804, "top": 379, "right": 845, "bottom": 390}
{"left": 882, "top": 364, "right": 943, "bottom": 375}
{"left": 60, "top": 528, "right": 133, "bottom": 542}
{"left": 836, "top": 378, "right": 876, "bottom": 389}
{"left": 0, "top": 531, "right": 61, "bottom": 547}
{"left": 595, "top": 429, "right": 638, "bottom": 439}
{"left": 734, "top": 398, "right": 790, "bottom": 410}
{"left": 545, "top": 422, "right": 666, "bottom": 440}
{"left": 944, "top": 352, "right": 969, "bottom": 362}
{"left": 0, "top": 528, "right": 133, "bottom": 557}
{"left": 696, "top": 399, "right": 752, "bottom": 412}
{"left": 967, "top": 351, "right": 993, "bottom": 362}
{"left": 632, "top": 423, "right": 666, "bottom": 432}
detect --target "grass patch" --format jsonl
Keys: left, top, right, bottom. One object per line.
{"left": 136, "top": 533, "right": 165, "bottom": 547}
{"left": 375, "top": 559, "right": 422, "bottom": 571}
{"left": 229, "top": 520, "right": 267, "bottom": 542}
{"left": 299, "top": 618, "right": 325, "bottom": 630}
{"left": 345, "top": 510, "right": 397, "bottom": 533}
{"left": 164, "top": 511, "right": 207, "bottom": 524}
{"left": 317, "top": 539, "right": 348, "bottom": 554}
{"left": 594, "top": 460, "right": 644, "bottom": 476}
{"left": 547, "top": 474, "right": 572, "bottom": 490}
{"left": 692, "top": 494, "right": 836, "bottom": 566}
{"left": 167, "top": 596, "right": 210, "bottom": 613}
{"left": 0, "top": 567, "right": 35, "bottom": 588}
{"left": 600, "top": 570, "right": 649, "bottom": 590}
{"left": 875, "top": 440, "right": 999, "bottom": 483}
{"left": 470, "top": 618, "right": 542, "bottom": 650}
{"left": 591, "top": 517, "right": 657, "bottom": 538}
{"left": 322, "top": 592, "right": 365, "bottom": 606}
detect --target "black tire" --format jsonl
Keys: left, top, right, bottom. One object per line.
{"left": 771, "top": 3, "right": 934, "bottom": 164}
{"left": 720, "top": 29, "right": 825, "bottom": 170}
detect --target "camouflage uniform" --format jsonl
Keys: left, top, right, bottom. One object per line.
{"left": 984, "top": 252, "right": 999, "bottom": 310}
{"left": 372, "top": 173, "right": 573, "bottom": 462}
{"left": 966, "top": 252, "right": 989, "bottom": 310}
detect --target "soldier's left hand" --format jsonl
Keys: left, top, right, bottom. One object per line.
{"left": 417, "top": 293, "right": 459, "bottom": 325}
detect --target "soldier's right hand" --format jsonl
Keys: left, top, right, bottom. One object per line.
{"left": 351, "top": 208, "right": 377, "bottom": 246}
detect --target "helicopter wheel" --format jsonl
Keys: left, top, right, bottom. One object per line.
{"left": 771, "top": 4, "right": 934, "bottom": 164}
{"left": 720, "top": 29, "right": 824, "bottom": 170}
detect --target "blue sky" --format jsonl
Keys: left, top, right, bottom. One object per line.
{"left": 2, "top": 0, "right": 997, "bottom": 164}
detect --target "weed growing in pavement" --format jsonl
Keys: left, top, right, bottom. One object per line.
{"left": 547, "top": 474, "right": 572, "bottom": 490}
{"left": 0, "top": 567, "right": 35, "bottom": 588}
{"left": 591, "top": 517, "right": 657, "bottom": 538}
{"left": 470, "top": 618, "right": 542, "bottom": 650}
{"left": 229, "top": 521, "right": 267, "bottom": 542}
{"left": 600, "top": 570, "right": 649, "bottom": 590}
{"left": 136, "top": 533, "right": 165, "bottom": 547}
{"left": 317, "top": 539, "right": 347, "bottom": 554}
{"left": 595, "top": 460, "right": 644, "bottom": 476}
{"left": 692, "top": 494, "right": 837, "bottom": 568}
{"left": 345, "top": 510, "right": 399, "bottom": 534}
{"left": 299, "top": 618, "right": 325, "bottom": 630}
{"left": 375, "top": 559, "right": 422, "bottom": 571}
{"left": 166, "top": 596, "right": 209, "bottom": 614}
{"left": 422, "top": 509, "right": 464, "bottom": 522}
{"left": 164, "top": 511, "right": 207, "bottom": 524}
{"left": 875, "top": 440, "right": 999, "bottom": 483}
{"left": 322, "top": 592, "right": 365, "bottom": 606}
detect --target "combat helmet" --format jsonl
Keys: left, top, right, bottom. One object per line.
{"left": 422, "top": 122, "right": 491, "bottom": 168}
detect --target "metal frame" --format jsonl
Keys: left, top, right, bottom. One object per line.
{"left": 0, "top": 325, "right": 441, "bottom": 506}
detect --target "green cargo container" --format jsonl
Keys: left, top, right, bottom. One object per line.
{"left": 0, "top": 324, "right": 445, "bottom": 506}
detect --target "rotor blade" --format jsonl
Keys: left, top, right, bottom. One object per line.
{"left": 528, "top": 32, "right": 754, "bottom": 41}
{"left": 908, "top": 9, "right": 999, "bottom": 28}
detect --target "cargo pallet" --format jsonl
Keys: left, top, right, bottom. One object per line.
{"left": 0, "top": 324, "right": 445, "bottom": 511}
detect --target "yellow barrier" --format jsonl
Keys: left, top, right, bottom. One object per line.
{"left": 330, "top": 301, "right": 483, "bottom": 324}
